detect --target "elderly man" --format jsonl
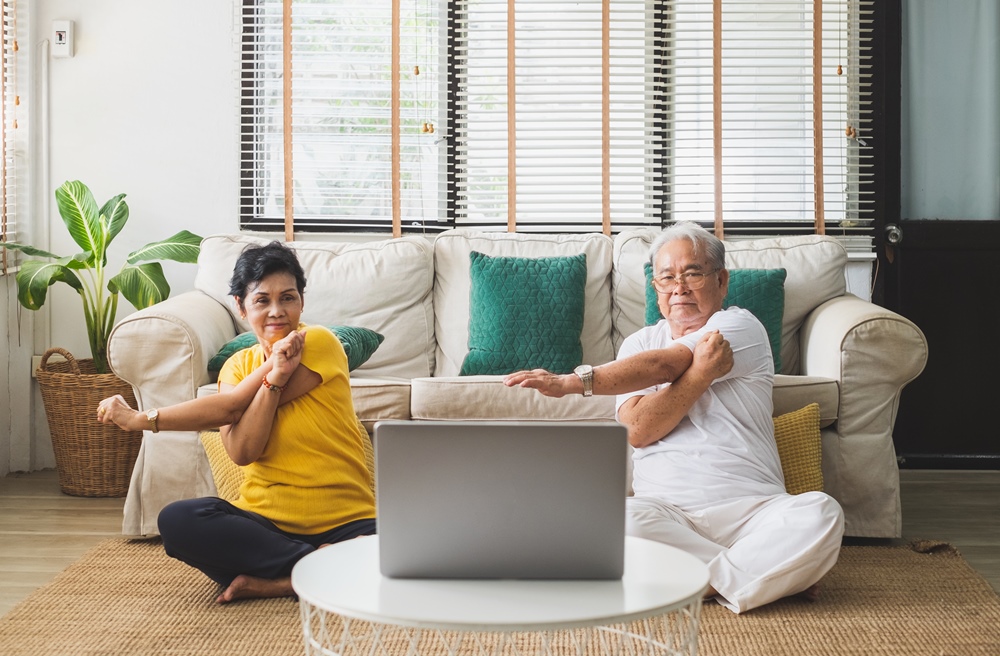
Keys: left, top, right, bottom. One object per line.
{"left": 504, "top": 221, "right": 844, "bottom": 613}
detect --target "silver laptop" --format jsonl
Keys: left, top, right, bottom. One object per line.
{"left": 374, "top": 420, "right": 628, "bottom": 580}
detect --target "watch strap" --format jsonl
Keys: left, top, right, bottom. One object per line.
{"left": 146, "top": 409, "right": 159, "bottom": 433}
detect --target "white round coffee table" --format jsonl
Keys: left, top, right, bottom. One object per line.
{"left": 292, "top": 535, "right": 709, "bottom": 656}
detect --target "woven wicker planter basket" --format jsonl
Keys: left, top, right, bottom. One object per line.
{"left": 35, "top": 347, "right": 142, "bottom": 497}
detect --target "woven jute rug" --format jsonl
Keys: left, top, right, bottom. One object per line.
{"left": 1, "top": 538, "right": 998, "bottom": 655}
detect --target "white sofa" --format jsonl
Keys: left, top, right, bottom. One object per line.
{"left": 108, "top": 229, "right": 928, "bottom": 539}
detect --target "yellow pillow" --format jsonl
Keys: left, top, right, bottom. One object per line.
{"left": 772, "top": 403, "right": 824, "bottom": 495}
{"left": 199, "top": 430, "right": 245, "bottom": 502}
{"left": 199, "top": 414, "right": 376, "bottom": 503}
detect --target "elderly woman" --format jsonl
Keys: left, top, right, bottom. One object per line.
{"left": 97, "top": 241, "right": 375, "bottom": 603}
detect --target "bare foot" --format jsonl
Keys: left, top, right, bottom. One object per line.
{"left": 216, "top": 574, "right": 294, "bottom": 604}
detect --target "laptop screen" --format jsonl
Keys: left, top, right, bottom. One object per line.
{"left": 374, "top": 420, "right": 628, "bottom": 580}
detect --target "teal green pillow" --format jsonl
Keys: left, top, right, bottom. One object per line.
{"left": 460, "top": 251, "right": 587, "bottom": 375}
{"left": 643, "top": 261, "right": 663, "bottom": 327}
{"left": 643, "top": 262, "right": 786, "bottom": 373}
{"left": 207, "top": 325, "right": 384, "bottom": 382}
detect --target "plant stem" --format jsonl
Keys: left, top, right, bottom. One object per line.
{"left": 80, "top": 260, "right": 110, "bottom": 374}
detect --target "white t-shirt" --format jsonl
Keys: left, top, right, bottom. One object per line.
{"left": 616, "top": 308, "right": 785, "bottom": 509}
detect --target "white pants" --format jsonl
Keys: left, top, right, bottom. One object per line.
{"left": 626, "top": 492, "right": 844, "bottom": 613}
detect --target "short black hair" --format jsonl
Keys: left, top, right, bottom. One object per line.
{"left": 228, "top": 241, "right": 307, "bottom": 308}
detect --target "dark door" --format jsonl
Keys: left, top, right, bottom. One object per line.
{"left": 875, "top": 0, "right": 1000, "bottom": 468}
{"left": 882, "top": 221, "right": 1000, "bottom": 468}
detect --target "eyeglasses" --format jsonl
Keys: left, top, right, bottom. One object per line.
{"left": 651, "top": 269, "right": 719, "bottom": 293}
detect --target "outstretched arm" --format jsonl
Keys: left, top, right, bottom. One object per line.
{"left": 503, "top": 341, "right": 696, "bottom": 398}
{"left": 618, "top": 331, "right": 733, "bottom": 448}
{"left": 504, "top": 330, "right": 731, "bottom": 398}
{"left": 96, "top": 331, "right": 319, "bottom": 460}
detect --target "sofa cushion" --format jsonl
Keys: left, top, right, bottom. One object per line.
{"left": 773, "top": 403, "right": 824, "bottom": 494}
{"left": 725, "top": 237, "right": 847, "bottom": 374}
{"left": 194, "top": 234, "right": 435, "bottom": 378}
{"left": 773, "top": 374, "right": 838, "bottom": 427}
{"left": 433, "top": 230, "right": 615, "bottom": 376}
{"left": 199, "top": 430, "right": 245, "bottom": 502}
{"left": 410, "top": 376, "right": 617, "bottom": 422}
{"left": 207, "top": 325, "right": 384, "bottom": 382}
{"left": 644, "top": 263, "right": 786, "bottom": 373}
{"left": 411, "top": 375, "right": 836, "bottom": 425}
{"left": 461, "top": 251, "right": 587, "bottom": 375}
{"left": 614, "top": 230, "right": 847, "bottom": 374}
{"left": 348, "top": 376, "right": 412, "bottom": 434}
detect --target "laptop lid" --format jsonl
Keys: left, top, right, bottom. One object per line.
{"left": 374, "top": 420, "right": 628, "bottom": 580}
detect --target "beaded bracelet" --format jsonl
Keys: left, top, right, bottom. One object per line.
{"left": 262, "top": 377, "right": 284, "bottom": 393}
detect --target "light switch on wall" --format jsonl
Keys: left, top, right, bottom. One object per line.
{"left": 52, "top": 20, "right": 74, "bottom": 58}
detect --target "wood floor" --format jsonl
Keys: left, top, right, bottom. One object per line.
{"left": 1, "top": 468, "right": 998, "bottom": 617}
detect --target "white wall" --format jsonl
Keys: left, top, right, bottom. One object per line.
{"left": 9, "top": 0, "right": 243, "bottom": 471}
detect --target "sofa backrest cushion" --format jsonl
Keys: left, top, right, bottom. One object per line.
{"left": 613, "top": 231, "right": 847, "bottom": 374}
{"left": 433, "top": 229, "right": 616, "bottom": 377}
{"left": 194, "top": 234, "right": 436, "bottom": 378}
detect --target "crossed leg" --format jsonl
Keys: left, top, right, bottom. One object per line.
{"left": 627, "top": 492, "right": 844, "bottom": 613}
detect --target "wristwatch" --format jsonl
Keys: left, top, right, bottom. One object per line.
{"left": 573, "top": 364, "right": 594, "bottom": 397}
{"left": 146, "top": 408, "right": 159, "bottom": 433}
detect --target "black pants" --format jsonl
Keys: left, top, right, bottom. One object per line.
{"left": 157, "top": 497, "right": 377, "bottom": 587}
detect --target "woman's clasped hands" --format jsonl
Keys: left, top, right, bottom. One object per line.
{"left": 266, "top": 329, "right": 306, "bottom": 387}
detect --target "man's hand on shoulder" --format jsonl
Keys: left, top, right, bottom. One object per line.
{"left": 691, "top": 330, "right": 733, "bottom": 382}
{"left": 503, "top": 369, "right": 580, "bottom": 397}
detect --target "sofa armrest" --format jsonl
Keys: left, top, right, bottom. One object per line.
{"left": 108, "top": 290, "right": 237, "bottom": 410}
{"left": 800, "top": 294, "right": 927, "bottom": 537}
{"left": 800, "top": 294, "right": 928, "bottom": 437}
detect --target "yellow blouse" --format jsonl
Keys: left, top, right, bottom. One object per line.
{"left": 219, "top": 325, "right": 375, "bottom": 534}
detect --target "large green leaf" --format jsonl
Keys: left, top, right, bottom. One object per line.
{"left": 110, "top": 262, "right": 170, "bottom": 310}
{"left": 54, "top": 181, "right": 104, "bottom": 264}
{"left": 99, "top": 194, "right": 129, "bottom": 244}
{"left": 0, "top": 240, "right": 92, "bottom": 270}
{"left": 14, "top": 260, "right": 84, "bottom": 310}
{"left": 0, "top": 241, "right": 62, "bottom": 259}
{"left": 126, "top": 230, "right": 202, "bottom": 265}
{"left": 63, "top": 251, "right": 95, "bottom": 270}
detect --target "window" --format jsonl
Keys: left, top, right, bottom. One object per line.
{"left": 448, "top": 0, "right": 649, "bottom": 232}
{"left": 240, "top": 0, "right": 443, "bottom": 232}
{"left": 1, "top": 0, "right": 19, "bottom": 274}
{"left": 653, "top": 0, "right": 873, "bottom": 246}
{"left": 241, "top": 0, "right": 874, "bottom": 245}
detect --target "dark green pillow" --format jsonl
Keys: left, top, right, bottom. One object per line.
{"left": 643, "top": 262, "right": 786, "bottom": 373}
{"left": 207, "top": 325, "right": 384, "bottom": 382}
{"left": 460, "top": 251, "right": 587, "bottom": 375}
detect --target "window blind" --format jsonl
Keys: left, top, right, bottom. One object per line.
{"left": 449, "top": 0, "right": 873, "bottom": 243}
{"left": 242, "top": 0, "right": 874, "bottom": 245}
{"left": 239, "top": 0, "right": 444, "bottom": 232}
{"left": 656, "top": 0, "right": 874, "bottom": 246}
{"left": 448, "top": 0, "right": 651, "bottom": 232}
{"left": 1, "top": 0, "right": 18, "bottom": 274}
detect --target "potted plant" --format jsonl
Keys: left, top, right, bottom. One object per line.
{"left": 2, "top": 179, "right": 203, "bottom": 372}
{"left": 0, "top": 180, "right": 203, "bottom": 496}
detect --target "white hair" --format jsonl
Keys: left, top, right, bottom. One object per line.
{"left": 648, "top": 222, "right": 725, "bottom": 271}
